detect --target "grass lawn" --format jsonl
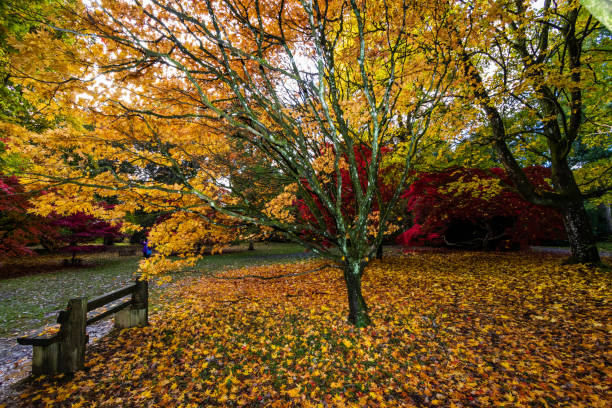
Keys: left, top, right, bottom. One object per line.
{"left": 15, "top": 251, "right": 610, "bottom": 407}
{"left": 597, "top": 241, "right": 612, "bottom": 252}
{"left": 0, "top": 243, "right": 305, "bottom": 337}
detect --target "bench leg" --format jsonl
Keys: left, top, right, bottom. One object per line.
{"left": 32, "top": 343, "right": 59, "bottom": 375}
{"left": 114, "top": 307, "right": 147, "bottom": 329}
{"left": 59, "top": 298, "right": 87, "bottom": 374}
{"left": 115, "top": 279, "right": 148, "bottom": 329}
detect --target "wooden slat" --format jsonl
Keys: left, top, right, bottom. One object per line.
{"left": 86, "top": 300, "right": 132, "bottom": 325}
{"left": 17, "top": 332, "right": 61, "bottom": 347}
{"left": 87, "top": 285, "right": 136, "bottom": 312}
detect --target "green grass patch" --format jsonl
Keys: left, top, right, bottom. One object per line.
{"left": 597, "top": 241, "right": 612, "bottom": 252}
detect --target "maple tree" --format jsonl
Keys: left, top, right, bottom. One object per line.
{"left": 0, "top": 0, "right": 67, "bottom": 132}
{"left": 441, "top": 0, "right": 611, "bottom": 264}
{"left": 5, "top": 0, "right": 454, "bottom": 326}
{"left": 397, "top": 166, "right": 566, "bottom": 249}
{"left": 0, "top": 174, "right": 58, "bottom": 258}
{"left": 0, "top": 134, "right": 58, "bottom": 257}
{"left": 51, "top": 211, "right": 122, "bottom": 265}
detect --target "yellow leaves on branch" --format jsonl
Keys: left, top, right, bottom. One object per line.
{"left": 310, "top": 146, "right": 348, "bottom": 183}
{"left": 19, "top": 252, "right": 611, "bottom": 407}
{"left": 438, "top": 173, "right": 505, "bottom": 201}
{"left": 141, "top": 211, "right": 239, "bottom": 279}
{"left": 264, "top": 183, "right": 298, "bottom": 223}
{"left": 366, "top": 211, "right": 399, "bottom": 238}
{"left": 8, "top": 25, "right": 91, "bottom": 117}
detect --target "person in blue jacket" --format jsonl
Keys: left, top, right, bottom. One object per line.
{"left": 142, "top": 239, "right": 152, "bottom": 258}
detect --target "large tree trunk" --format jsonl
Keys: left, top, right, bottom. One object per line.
{"left": 561, "top": 199, "right": 600, "bottom": 264}
{"left": 344, "top": 261, "right": 371, "bottom": 327}
{"left": 551, "top": 156, "right": 601, "bottom": 264}
{"left": 460, "top": 50, "right": 602, "bottom": 265}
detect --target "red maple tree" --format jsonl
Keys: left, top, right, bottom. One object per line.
{"left": 295, "top": 145, "right": 395, "bottom": 245}
{"left": 0, "top": 175, "right": 58, "bottom": 258}
{"left": 397, "top": 167, "right": 566, "bottom": 249}
{"left": 52, "top": 211, "right": 123, "bottom": 265}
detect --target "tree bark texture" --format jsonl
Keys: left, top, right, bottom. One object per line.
{"left": 561, "top": 199, "right": 601, "bottom": 264}
{"left": 551, "top": 159, "right": 601, "bottom": 264}
{"left": 344, "top": 262, "right": 371, "bottom": 327}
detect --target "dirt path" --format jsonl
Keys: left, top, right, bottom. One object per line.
{"left": 530, "top": 246, "right": 612, "bottom": 257}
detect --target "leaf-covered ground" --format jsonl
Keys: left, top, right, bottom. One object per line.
{"left": 15, "top": 252, "right": 611, "bottom": 407}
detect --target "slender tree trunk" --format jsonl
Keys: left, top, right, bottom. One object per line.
{"left": 598, "top": 203, "right": 612, "bottom": 236}
{"left": 376, "top": 244, "right": 383, "bottom": 260}
{"left": 344, "top": 261, "right": 371, "bottom": 327}
{"left": 248, "top": 241, "right": 254, "bottom": 251}
{"left": 561, "top": 199, "right": 600, "bottom": 264}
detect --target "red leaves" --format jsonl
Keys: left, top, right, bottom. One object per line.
{"left": 51, "top": 212, "right": 123, "bottom": 254}
{"left": 398, "top": 167, "right": 565, "bottom": 249}
{"left": 0, "top": 175, "right": 57, "bottom": 258}
{"left": 295, "top": 144, "right": 394, "bottom": 240}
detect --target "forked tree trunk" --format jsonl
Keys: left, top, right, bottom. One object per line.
{"left": 463, "top": 52, "right": 602, "bottom": 266}
{"left": 561, "top": 199, "right": 600, "bottom": 264}
{"left": 344, "top": 261, "right": 371, "bottom": 327}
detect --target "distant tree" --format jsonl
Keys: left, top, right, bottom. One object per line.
{"left": 398, "top": 167, "right": 566, "bottom": 250}
{"left": 0, "top": 174, "right": 58, "bottom": 258}
{"left": 293, "top": 145, "right": 399, "bottom": 248}
{"left": 444, "top": 0, "right": 611, "bottom": 263}
{"left": 51, "top": 212, "right": 122, "bottom": 265}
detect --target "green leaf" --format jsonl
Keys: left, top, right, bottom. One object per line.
{"left": 581, "top": 0, "right": 612, "bottom": 31}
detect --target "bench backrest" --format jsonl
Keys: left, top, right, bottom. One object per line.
{"left": 18, "top": 279, "right": 148, "bottom": 375}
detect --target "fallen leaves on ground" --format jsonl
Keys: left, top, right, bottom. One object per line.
{"left": 18, "top": 252, "right": 611, "bottom": 407}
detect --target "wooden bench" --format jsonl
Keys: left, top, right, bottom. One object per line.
{"left": 17, "top": 279, "right": 148, "bottom": 375}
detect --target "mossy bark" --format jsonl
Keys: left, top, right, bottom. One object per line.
{"left": 344, "top": 262, "right": 371, "bottom": 327}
